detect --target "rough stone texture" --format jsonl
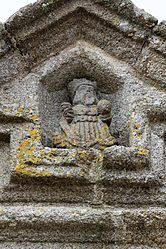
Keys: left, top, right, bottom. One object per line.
{"left": 0, "top": 0, "right": 166, "bottom": 248}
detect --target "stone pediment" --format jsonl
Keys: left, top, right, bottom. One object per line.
{"left": 0, "top": 0, "right": 166, "bottom": 248}
{"left": 1, "top": 0, "right": 165, "bottom": 89}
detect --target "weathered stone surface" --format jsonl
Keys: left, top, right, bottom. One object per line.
{"left": 0, "top": 205, "right": 165, "bottom": 247}
{"left": 0, "top": 0, "right": 166, "bottom": 248}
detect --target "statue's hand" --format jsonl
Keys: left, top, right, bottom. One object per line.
{"left": 97, "top": 99, "right": 112, "bottom": 126}
{"left": 97, "top": 99, "right": 112, "bottom": 115}
{"left": 61, "top": 102, "right": 74, "bottom": 123}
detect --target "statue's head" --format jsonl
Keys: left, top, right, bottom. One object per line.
{"left": 68, "top": 78, "right": 98, "bottom": 105}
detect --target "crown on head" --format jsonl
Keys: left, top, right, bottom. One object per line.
{"left": 68, "top": 78, "right": 97, "bottom": 99}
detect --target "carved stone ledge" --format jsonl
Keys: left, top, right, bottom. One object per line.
{"left": 0, "top": 205, "right": 165, "bottom": 247}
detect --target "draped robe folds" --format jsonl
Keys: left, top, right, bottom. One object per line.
{"left": 54, "top": 104, "right": 116, "bottom": 149}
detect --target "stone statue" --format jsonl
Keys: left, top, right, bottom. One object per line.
{"left": 54, "top": 79, "right": 117, "bottom": 149}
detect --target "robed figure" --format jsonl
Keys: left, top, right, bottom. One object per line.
{"left": 54, "top": 79, "right": 117, "bottom": 150}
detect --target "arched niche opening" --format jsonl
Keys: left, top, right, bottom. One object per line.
{"left": 37, "top": 41, "right": 139, "bottom": 148}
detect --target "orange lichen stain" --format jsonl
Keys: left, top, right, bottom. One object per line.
{"left": 80, "top": 171, "right": 84, "bottom": 174}
{"left": 30, "top": 147, "right": 35, "bottom": 152}
{"left": 32, "top": 130, "right": 38, "bottom": 137}
{"left": 18, "top": 153, "right": 22, "bottom": 159}
{"left": 30, "top": 137, "right": 34, "bottom": 141}
{"left": 30, "top": 157, "right": 35, "bottom": 163}
{"left": 18, "top": 107, "right": 23, "bottom": 112}
{"left": 54, "top": 136, "right": 58, "bottom": 144}
{"left": 138, "top": 148, "right": 147, "bottom": 155}
{"left": 23, "top": 140, "right": 31, "bottom": 146}
{"left": 25, "top": 150, "right": 33, "bottom": 155}
{"left": 30, "top": 116, "right": 40, "bottom": 120}
{"left": 26, "top": 130, "right": 33, "bottom": 135}
{"left": 46, "top": 152, "right": 51, "bottom": 156}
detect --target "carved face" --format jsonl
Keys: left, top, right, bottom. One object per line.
{"left": 73, "top": 85, "right": 98, "bottom": 105}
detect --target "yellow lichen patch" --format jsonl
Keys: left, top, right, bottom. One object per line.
{"left": 18, "top": 107, "right": 23, "bottom": 112}
{"left": 18, "top": 153, "right": 22, "bottom": 159}
{"left": 30, "top": 137, "right": 34, "bottom": 141}
{"left": 25, "top": 150, "right": 33, "bottom": 155}
{"left": 135, "top": 124, "right": 140, "bottom": 128}
{"left": 138, "top": 148, "right": 147, "bottom": 155}
{"left": 36, "top": 157, "right": 41, "bottom": 162}
{"left": 30, "top": 147, "right": 35, "bottom": 152}
{"left": 32, "top": 130, "right": 39, "bottom": 137}
{"left": 36, "top": 137, "right": 40, "bottom": 142}
{"left": 30, "top": 116, "right": 40, "bottom": 120}
{"left": 30, "top": 157, "right": 35, "bottom": 163}
{"left": 16, "top": 160, "right": 52, "bottom": 177}
{"left": 23, "top": 140, "right": 31, "bottom": 146}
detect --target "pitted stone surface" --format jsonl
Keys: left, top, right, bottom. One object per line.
{"left": 0, "top": 0, "right": 166, "bottom": 248}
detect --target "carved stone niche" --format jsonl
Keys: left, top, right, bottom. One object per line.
{"left": 41, "top": 78, "right": 118, "bottom": 150}
{"left": 9, "top": 39, "right": 165, "bottom": 198}
{"left": 12, "top": 37, "right": 160, "bottom": 188}
{"left": 13, "top": 74, "right": 151, "bottom": 187}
